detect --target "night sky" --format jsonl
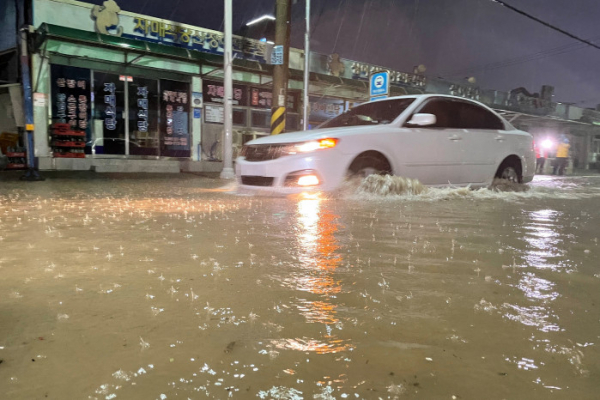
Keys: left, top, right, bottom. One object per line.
{"left": 85, "top": 0, "right": 600, "bottom": 108}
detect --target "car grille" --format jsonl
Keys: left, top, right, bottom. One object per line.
{"left": 240, "top": 176, "right": 275, "bottom": 187}
{"left": 241, "top": 144, "right": 290, "bottom": 161}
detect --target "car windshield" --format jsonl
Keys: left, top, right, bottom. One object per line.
{"left": 318, "top": 98, "right": 415, "bottom": 129}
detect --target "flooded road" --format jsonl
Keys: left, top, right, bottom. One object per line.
{"left": 1, "top": 174, "right": 599, "bottom": 399}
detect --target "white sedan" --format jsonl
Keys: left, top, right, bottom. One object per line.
{"left": 235, "top": 94, "right": 535, "bottom": 193}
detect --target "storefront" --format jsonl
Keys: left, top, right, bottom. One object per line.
{"left": 48, "top": 64, "right": 191, "bottom": 158}
{"left": 29, "top": 0, "right": 278, "bottom": 172}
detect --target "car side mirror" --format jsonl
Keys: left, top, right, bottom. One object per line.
{"left": 406, "top": 113, "right": 436, "bottom": 127}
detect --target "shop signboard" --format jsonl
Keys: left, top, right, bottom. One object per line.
{"left": 202, "top": 80, "right": 248, "bottom": 106}
{"left": 33, "top": 0, "right": 269, "bottom": 63}
{"left": 136, "top": 85, "right": 149, "bottom": 133}
{"left": 250, "top": 87, "right": 299, "bottom": 111}
{"left": 307, "top": 52, "right": 427, "bottom": 89}
{"left": 50, "top": 64, "right": 90, "bottom": 132}
{"left": 160, "top": 79, "right": 190, "bottom": 157}
{"left": 425, "top": 78, "right": 481, "bottom": 102}
{"left": 205, "top": 104, "right": 224, "bottom": 124}
{"left": 308, "top": 96, "right": 345, "bottom": 123}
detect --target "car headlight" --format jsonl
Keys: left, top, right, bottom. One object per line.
{"left": 293, "top": 138, "right": 339, "bottom": 153}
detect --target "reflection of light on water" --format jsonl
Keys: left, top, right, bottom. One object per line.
{"left": 517, "top": 273, "right": 559, "bottom": 301}
{"left": 502, "top": 303, "right": 561, "bottom": 332}
{"left": 277, "top": 195, "right": 351, "bottom": 353}
{"left": 297, "top": 198, "right": 320, "bottom": 256}
{"left": 257, "top": 385, "right": 303, "bottom": 399}
{"left": 295, "top": 300, "right": 339, "bottom": 324}
{"left": 270, "top": 337, "right": 353, "bottom": 354}
{"left": 522, "top": 209, "right": 564, "bottom": 270}
{"left": 505, "top": 356, "right": 542, "bottom": 370}
{"left": 503, "top": 209, "right": 564, "bottom": 332}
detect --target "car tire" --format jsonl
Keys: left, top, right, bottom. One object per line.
{"left": 495, "top": 158, "right": 522, "bottom": 183}
{"left": 348, "top": 152, "right": 392, "bottom": 178}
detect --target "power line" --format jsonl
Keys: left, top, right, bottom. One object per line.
{"left": 443, "top": 2, "right": 600, "bottom": 78}
{"left": 446, "top": 37, "right": 598, "bottom": 77}
{"left": 491, "top": 0, "right": 600, "bottom": 52}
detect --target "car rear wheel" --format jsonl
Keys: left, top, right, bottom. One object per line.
{"left": 495, "top": 158, "right": 522, "bottom": 183}
{"left": 348, "top": 152, "right": 392, "bottom": 178}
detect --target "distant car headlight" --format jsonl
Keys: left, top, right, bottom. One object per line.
{"left": 294, "top": 138, "right": 339, "bottom": 153}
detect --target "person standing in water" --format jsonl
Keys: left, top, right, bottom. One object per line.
{"left": 553, "top": 134, "right": 570, "bottom": 175}
{"left": 534, "top": 141, "right": 547, "bottom": 174}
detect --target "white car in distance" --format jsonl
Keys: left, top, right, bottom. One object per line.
{"left": 235, "top": 94, "right": 535, "bottom": 193}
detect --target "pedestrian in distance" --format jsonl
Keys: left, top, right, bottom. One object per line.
{"left": 552, "top": 134, "right": 570, "bottom": 175}
{"left": 534, "top": 141, "right": 547, "bottom": 174}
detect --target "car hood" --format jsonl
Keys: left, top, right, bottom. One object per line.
{"left": 244, "top": 125, "right": 390, "bottom": 145}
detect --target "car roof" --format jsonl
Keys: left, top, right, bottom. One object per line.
{"left": 366, "top": 94, "right": 480, "bottom": 103}
{"left": 363, "top": 94, "right": 517, "bottom": 130}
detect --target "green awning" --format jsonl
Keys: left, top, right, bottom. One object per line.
{"left": 35, "top": 23, "right": 268, "bottom": 73}
{"left": 33, "top": 23, "right": 373, "bottom": 95}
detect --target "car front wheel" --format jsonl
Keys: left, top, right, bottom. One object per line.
{"left": 348, "top": 152, "right": 392, "bottom": 178}
{"left": 495, "top": 158, "right": 522, "bottom": 183}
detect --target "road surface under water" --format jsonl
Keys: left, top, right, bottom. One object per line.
{"left": 1, "top": 174, "right": 599, "bottom": 399}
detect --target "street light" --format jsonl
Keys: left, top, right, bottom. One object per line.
{"left": 220, "top": 0, "right": 235, "bottom": 179}
{"left": 303, "top": 0, "right": 310, "bottom": 131}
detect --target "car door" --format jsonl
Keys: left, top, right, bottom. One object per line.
{"left": 455, "top": 101, "right": 509, "bottom": 183}
{"left": 395, "top": 98, "right": 469, "bottom": 185}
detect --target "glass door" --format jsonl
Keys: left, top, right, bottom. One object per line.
{"left": 128, "top": 77, "right": 159, "bottom": 156}
{"left": 93, "top": 72, "right": 125, "bottom": 155}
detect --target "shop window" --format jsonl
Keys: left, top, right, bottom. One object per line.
{"left": 50, "top": 65, "right": 91, "bottom": 132}
{"left": 129, "top": 77, "right": 159, "bottom": 156}
{"left": 93, "top": 72, "right": 125, "bottom": 155}
{"left": 160, "top": 79, "right": 190, "bottom": 158}
{"left": 233, "top": 108, "right": 247, "bottom": 126}
{"left": 204, "top": 104, "right": 246, "bottom": 127}
{"left": 50, "top": 65, "right": 91, "bottom": 157}
{"left": 251, "top": 110, "right": 271, "bottom": 129}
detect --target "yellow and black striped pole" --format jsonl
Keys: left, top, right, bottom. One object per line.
{"left": 271, "top": 0, "right": 291, "bottom": 135}
{"left": 270, "top": 106, "right": 286, "bottom": 135}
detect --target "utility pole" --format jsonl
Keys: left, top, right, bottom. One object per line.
{"left": 270, "top": 0, "right": 292, "bottom": 135}
{"left": 302, "top": 0, "right": 310, "bottom": 131}
{"left": 220, "top": 0, "right": 235, "bottom": 179}
{"left": 19, "top": 26, "right": 43, "bottom": 181}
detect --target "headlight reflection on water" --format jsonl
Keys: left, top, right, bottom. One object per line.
{"left": 270, "top": 194, "right": 353, "bottom": 354}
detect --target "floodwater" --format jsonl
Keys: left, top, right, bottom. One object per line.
{"left": 1, "top": 174, "right": 599, "bottom": 399}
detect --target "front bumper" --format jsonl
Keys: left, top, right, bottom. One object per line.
{"left": 235, "top": 150, "right": 349, "bottom": 194}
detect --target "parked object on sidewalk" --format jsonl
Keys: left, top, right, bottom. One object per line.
{"left": 0, "top": 149, "right": 8, "bottom": 171}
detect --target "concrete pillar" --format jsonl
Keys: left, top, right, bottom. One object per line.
{"left": 30, "top": 52, "right": 51, "bottom": 158}
{"left": 191, "top": 76, "right": 202, "bottom": 161}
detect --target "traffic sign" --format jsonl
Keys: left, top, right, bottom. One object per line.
{"left": 370, "top": 71, "right": 389, "bottom": 98}
{"left": 271, "top": 45, "right": 284, "bottom": 65}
